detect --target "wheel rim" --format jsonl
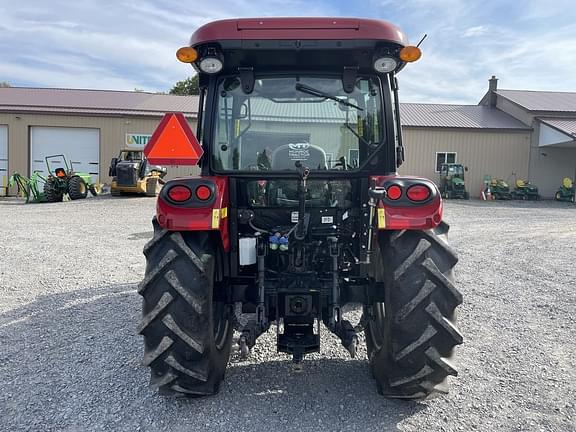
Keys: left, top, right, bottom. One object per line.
{"left": 213, "top": 302, "right": 230, "bottom": 350}
{"left": 368, "top": 303, "right": 386, "bottom": 352}
{"left": 79, "top": 182, "right": 86, "bottom": 194}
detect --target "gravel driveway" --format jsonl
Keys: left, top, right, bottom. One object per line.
{"left": 0, "top": 196, "right": 575, "bottom": 431}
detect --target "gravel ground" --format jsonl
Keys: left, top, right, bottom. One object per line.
{"left": 0, "top": 196, "right": 575, "bottom": 432}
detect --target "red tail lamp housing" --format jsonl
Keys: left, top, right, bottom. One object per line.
{"left": 195, "top": 185, "right": 212, "bottom": 201}
{"left": 406, "top": 184, "right": 431, "bottom": 202}
{"left": 386, "top": 184, "right": 402, "bottom": 200}
{"left": 167, "top": 185, "right": 192, "bottom": 202}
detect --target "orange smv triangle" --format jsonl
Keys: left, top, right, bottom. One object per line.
{"left": 144, "top": 112, "right": 204, "bottom": 165}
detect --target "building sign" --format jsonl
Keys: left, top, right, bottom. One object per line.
{"left": 126, "top": 133, "right": 152, "bottom": 149}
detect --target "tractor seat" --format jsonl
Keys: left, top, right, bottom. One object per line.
{"left": 271, "top": 143, "right": 327, "bottom": 170}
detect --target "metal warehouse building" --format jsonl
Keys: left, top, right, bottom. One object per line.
{"left": 1, "top": 78, "right": 575, "bottom": 198}
{"left": 0, "top": 88, "right": 199, "bottom": 196}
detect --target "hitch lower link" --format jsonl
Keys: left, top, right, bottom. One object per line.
{"left": 236, "top": 233, "right": 268, "bottom": 359}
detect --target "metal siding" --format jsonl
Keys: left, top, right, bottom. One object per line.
{"left": 400, "top": 128, "right": 531, "bottom": 197}
{"left": 0, "top": 125, "right": 7, "bottom": 194}
{"left": 529, "top": 122, "right": 576, "bottom": 198}
{"left": 0, "top": 112, "right": 197, "bottom": 195}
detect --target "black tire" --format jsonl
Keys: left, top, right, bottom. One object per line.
{"left": 68, "top": 176, "right": 88, "bottom": 200}
{"left": 43, "top": 178, "right": 63, "bottom": 202}
{"left": 138, "top": 218, "right": 233, "bottom": 396}
{"left": 365, "top": 222, "right": 463, "bottom": 399}
{"left": 88, "top": 184, "right": 100, "bottom": 197}
{"left": 464, "top": 191, "right": 470, "bottom": 200}
{"left": 145, "top": 177, "right": 160, "bottom": 197}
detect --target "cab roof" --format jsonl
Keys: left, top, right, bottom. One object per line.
{"left": 190, "top": 17, "right": 409, "bottom": 46}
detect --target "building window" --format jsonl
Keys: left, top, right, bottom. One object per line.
{"left": 349, "top": 149, "right": 360, "bottom": 168}
{"left": 324, "top": 152, "right": 334, "bottom": 168}
{"left": 436, "top": 152, "right": 457, "bottom": 172}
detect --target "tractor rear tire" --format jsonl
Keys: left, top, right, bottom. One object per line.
{"left": 138, "top": 218, "right": 233, "bottom": 396}
{"left": 68, "top": 176, "right": 88, "bottom": 200}
{"left": 43, "top": 179, "right": 63, "bottom": 202}
{"left": 365, "top": 222, "right": 463, "bottom": 399}
{"left": 146, "top": 177, "right": 160, "bottom": 197}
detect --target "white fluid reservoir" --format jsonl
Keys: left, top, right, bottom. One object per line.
{"left": 239, "top": 237, "right": 257, "bottom": 266}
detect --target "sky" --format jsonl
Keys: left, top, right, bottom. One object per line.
{"left": 1, "top": 0, "right": 575, "bottom": 104}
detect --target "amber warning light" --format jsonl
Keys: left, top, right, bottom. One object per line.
{"left": 144, "top": 112, "right": 204, "bottom": 165}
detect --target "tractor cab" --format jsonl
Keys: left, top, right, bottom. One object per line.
{"left": 439, "top": 163, "right": 469, "bottom": 199}
{"left": 139, "top": 18, "right": 462, "bottom": 400}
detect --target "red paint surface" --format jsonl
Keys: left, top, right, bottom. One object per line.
{"left": 371, "top": 175, "right": 443, "bottom": 230}
{"left": 190, "top": 18, "right": 408, "bottom": 46}
{"left": 156, "top": 177, "right": 230, "bottom": 251}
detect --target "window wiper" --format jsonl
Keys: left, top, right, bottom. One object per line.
{"left": 295, "top": 83, "right": 363, "bottom": 111}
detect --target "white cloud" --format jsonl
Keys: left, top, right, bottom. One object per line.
{"left": 1, "top": 0, "right": 576, "bottom": 103}
{"left": 463, "top": 25, "right": 488, "bottom": 38}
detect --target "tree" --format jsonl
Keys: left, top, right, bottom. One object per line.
{"left": 0, "top": 82, "right": 10, "bottom": 88}
{"left": 169, "top": 75, "right": 199, "bottom": 95}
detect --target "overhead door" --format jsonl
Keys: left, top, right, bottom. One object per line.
{"left": 30, "top": 127, "right": 100, "bottom": 183}
{"left": 0, "top": 126, "right": 7, "bottom": 195}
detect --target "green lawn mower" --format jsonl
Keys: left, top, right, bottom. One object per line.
{"left": 511, "top": 179, "right": 540, "bottom": 200}
{"left": 439, "top": 163, "right": 470, "bottom": 199}
{"left": 489, "top": 178, "right": 512, "bottom": 200}
{"left": 43, "top": 155, "right": 100, "bottom": 202}
{"left": 555, "top": 177, "right": 575, "bottom": 202}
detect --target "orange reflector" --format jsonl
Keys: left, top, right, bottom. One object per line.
{"left": 399, "top": 46, "right": 422, "bottom": 62}
{"left": 386, "top": 184, "right": 402, "bottom": 200}
{"left": 144, "top": 113, "right": 204, "bottom": 165}
{"left": 406, "top": 185, "right": 431, "bottom": 201}
{"left": 195, "top": 185, "right": 212, "bottom": 201}
{"left": 176, "top": 47, "right": 198, "bottom": 63}
{"left": 167, "top": 185, "right": 192, "bottom": 202}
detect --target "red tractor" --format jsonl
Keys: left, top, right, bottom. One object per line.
{"left": 139, "top": 18, "right": 463, "bottom": 399}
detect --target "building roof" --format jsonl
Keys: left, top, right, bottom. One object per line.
{"left": 0, "top": 87, "right": 199, "bottom": 117}
{"left": 0, "top": 87, "right": 530, "bottom": 130}
{"left": 539, "top": 118, "right": 576, "bottom": 136}
{"left": 496, "top": 89, "right": 576, "bottom": 112}
{"left": 400, "top": 103, "right": 530, "bottom": 129}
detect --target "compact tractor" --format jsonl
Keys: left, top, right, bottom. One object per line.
{"left": 43, "top": 155, "right": 99, "bottom": 202}
{"left": 555, "top": 177, "right": 575, "bottom": 202}
{"left": 139, "top": 18, "right": 463, "bottom": 400}
{"left": 439, "top": 163, "right": 469, "bottom": 199}
{"left": 109, "top": 150, "right": 167, "bottom": 196}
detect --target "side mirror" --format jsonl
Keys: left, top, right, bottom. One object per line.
{"left": 465, "top": 166, "right": 469, "bottom": 172}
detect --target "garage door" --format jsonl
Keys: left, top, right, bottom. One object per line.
{"left": 30, "top": 127, "right": 100, "bottom": 183}
{"left": 0, "top": 126, "right": 7, "bottom": 194}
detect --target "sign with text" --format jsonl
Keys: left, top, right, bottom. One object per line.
{"left": 125, "top": 133, "right": 152, "bottom": 149}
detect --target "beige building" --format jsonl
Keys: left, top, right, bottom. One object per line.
{"left": 0, "top": 88, "right": 198, "bottom": 196}
{"left": 399, "top": 102, "right": 531, "bottom": 196}
{"left": 1, "top": 80, "right": 575, "bottom": 198}
{"left": 479, "top": 77, "right": 576, "bottom": 197}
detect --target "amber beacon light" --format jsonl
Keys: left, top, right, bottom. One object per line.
{"left": 399, "top": 46, "right": 422, "bottom": 62}
{"left": 176, "top": 47, "right": 198, "bottom": 63}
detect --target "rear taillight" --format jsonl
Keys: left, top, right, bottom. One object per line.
{"left": 386, "top": 184, "right": 402, "bottom": 200}
{"left": 167, "top": 185, "right": 192, "bottom": 202}
{"left": 406, "top": 185, "right": 431, "bottom": 202}
{"left": 195, "top": 185, "right": 212, "bottom": 201}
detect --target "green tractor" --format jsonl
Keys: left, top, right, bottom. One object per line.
{"left": 510, "top": 179, "right": 540, "bottom": 200}
{"left": 439, "top": 163, "right": 469, "bottom": 199}
{"left": 489, "top": 178, "right": 512, "bottom": 200}
{"left": 555, "top": 177, "right": 575, "bottom": 202}
{"left": 42, "top": 154, "right": 100, "bottom": 202}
